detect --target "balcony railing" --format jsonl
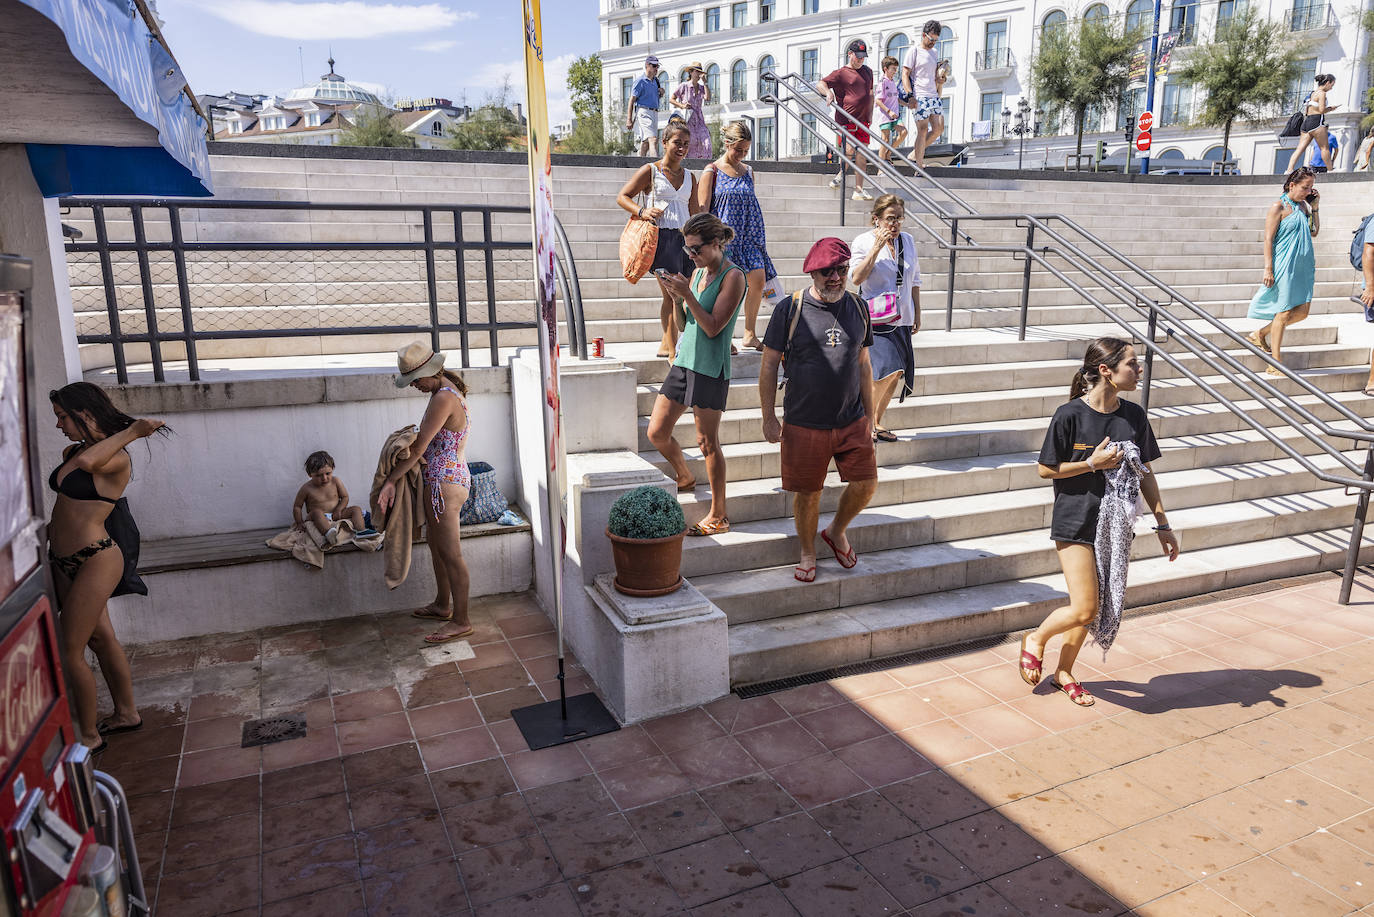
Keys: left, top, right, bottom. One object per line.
{"left": 1289, "top": 3, "right": 1336, "bottom": 31}
{"left": 1169, "top": 22, "right": 1198, "bottom": 46}
{"left": 969, "top": 116, "right": 1004, "bottom": 141}
{"left": 611, "top": 0, "right": 637, "bottom": 8}
{"left": 973, "top": 48, "right": 1015, "bottom": 72}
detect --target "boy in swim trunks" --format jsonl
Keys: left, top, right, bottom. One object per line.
{"left": 293, "top": 450, "right": 368, "bottom": 541}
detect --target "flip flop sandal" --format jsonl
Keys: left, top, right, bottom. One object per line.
{"left": 820, "top": 529, "right": 858, "bottom": 569}
{"left": 1246, "top": 330, "right": 1270, "bottom": 351}
{"left": 89, "top": 740, "right": 108, "bottom": 755}
{"left": 873, "top": 428, "right": 899, "bottom": 443}
{"left": 1362, "top": 389, "right": 1374, "bottom": 397}
{"left": 424, "top": 627, "right": 474, "bottom": 645}
{"left": 411, "top": 605, "right": 452, "bottom": 620}
{"left": 794, "top": 564, "right": 817, "bottom": 582}
{"left": 1264, "top": 365, "right": 1284, "bottom": 377}
{"left": 677, "top": 479, "right": 698, "bottom": 493}
{"left": 1051, "top": 678, "right": 1095, "bottom": 707}
{"left": 687, "top": 517, "right": 730, "bottom": 536}
{"left": 96, "top": 718, "right": 143, "bottom": 736}
{"left": 1017, "top": 635, "right": 1043, "bottom": 687}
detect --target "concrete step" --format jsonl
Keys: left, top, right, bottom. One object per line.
{"left": 637, "top": 384, "right": 1373, "bottom": 488}
{"left": 726, "top": 524, "right": 1374, "bottom": 684}
{"left": 697, "top": 487, "right": 1366, "bottom": 626}
{"left": 634, "top": 351, "right": 1359, "bottom": 451}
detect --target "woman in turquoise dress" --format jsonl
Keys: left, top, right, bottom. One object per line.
{"left": 698, "top": 120, "right": 778, "bottom": 351}
{"left": 1248, "top": 167, "right": 1320, "bottom": 375}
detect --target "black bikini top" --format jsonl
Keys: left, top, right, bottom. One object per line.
{"left": 49, "top": 461, "right": 118, "bottom": 504}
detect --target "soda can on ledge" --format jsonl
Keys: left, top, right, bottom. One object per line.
{"left": 592, "top": 337, "right": 605, "bottom": 358}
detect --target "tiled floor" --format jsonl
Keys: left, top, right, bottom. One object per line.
{"left": 97, "top": 574, "right": 1374, "bottom": 916}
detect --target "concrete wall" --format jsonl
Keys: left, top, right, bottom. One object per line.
{"left": 0, "top": 144, "right": 84, "bottom": 499}
{"left": 112, "top": 367, "right": 519, "bottom": 540}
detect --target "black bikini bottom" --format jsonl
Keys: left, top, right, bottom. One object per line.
{"left": 49, "top": 538, "right": 114, "bottom": 579}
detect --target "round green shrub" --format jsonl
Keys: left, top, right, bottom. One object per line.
{"left": 607, "top": 485, "right": 686, "bottom": 539}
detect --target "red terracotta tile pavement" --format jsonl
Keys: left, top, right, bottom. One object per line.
{"left": 109, "top": 578, "right": 1374, "bottom": 916}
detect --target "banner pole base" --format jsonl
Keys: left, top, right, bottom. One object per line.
{"left": 512, "top": 692, "right": 620, "bottom": 751}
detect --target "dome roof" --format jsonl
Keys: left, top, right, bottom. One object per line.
{"left": 284, "top": 57, "right": 379, "bottom": 105}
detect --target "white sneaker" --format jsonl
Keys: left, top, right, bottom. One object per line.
{"left": 828, "top": 174, "right": 842, "bottom": 189}
{"left": 852, "top": 188, "right": 873, "bottom": 201}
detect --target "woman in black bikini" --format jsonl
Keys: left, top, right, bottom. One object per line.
{"left": 1286, "top": 74, "right": 1337, "bottom": 173}
{"left": 48, "top": 383, "right": 166, "bottom": 751}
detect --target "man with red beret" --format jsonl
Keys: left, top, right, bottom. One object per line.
{"left": 758, "top": 237, "right": 877, "bottom": 583}
{"left": 819, "top": 39, "right": 875, "bottom": 201}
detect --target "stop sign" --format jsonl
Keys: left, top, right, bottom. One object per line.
{"left": 1136, "top": 131, "right": 1152, "bottom": 152}
{"left": 1137, "top": 111, "right": 1154, "bottom": 132}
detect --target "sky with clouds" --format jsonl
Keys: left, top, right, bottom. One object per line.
{"left": 154, "top": 0, "right": 597, "bottom": 124}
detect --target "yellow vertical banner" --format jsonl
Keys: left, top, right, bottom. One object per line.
{"left": 521, "top": 0, "right": 568, "bottom": 635}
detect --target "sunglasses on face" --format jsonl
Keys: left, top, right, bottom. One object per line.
{"left": 817, "top": 264, "right": 849, "bottom": 278}
{"left": 683, "top": 242, "right": 706, "bottom": 256}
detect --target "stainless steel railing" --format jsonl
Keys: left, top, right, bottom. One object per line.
{"left": 762, "top": 70, "right": 1374, "bottom": 601}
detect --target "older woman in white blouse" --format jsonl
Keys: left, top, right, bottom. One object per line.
{"left": 850, "top": 194, "right": 920, "bottom": 442}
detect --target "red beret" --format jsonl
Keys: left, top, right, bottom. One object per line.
{"left": 802, "top": 237, "right": 852, "bottom": 273}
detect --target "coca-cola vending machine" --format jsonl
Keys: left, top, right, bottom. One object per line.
{"left": 0, "top": 255, "right": 146, "bottom": 916}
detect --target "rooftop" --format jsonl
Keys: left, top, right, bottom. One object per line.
{"left": 284, "top": 57, "right": 380, "bottom": 106}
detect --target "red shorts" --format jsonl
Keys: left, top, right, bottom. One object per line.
{"left": 780, "top": 416, "right": 877, "bottom": 493}
{"left": 837, "top": 119, "right": 871, "bottom": 147}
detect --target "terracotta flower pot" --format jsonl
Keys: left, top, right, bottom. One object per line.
{"left": 606, "top": 528, "right": 685, "bottom": 597}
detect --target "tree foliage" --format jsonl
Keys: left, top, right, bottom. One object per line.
{"left": 1363, "top": 7, "right": 1374, "bottom": 131}
{"left": 337, "top": 103, "right": 417, "bottom": 148}
{"left": 449, "top": 78, "right": 522, "bottom": 152}
{"left": 1173, "top": 8, "right": 1303, "bottom": 161}
{"left": 568, "top": 54, "right": 603, "bottom": 124}
{"left": 560, "top": 52, "right": 634, "bottom": 154}
{"left": 1030, "top": 15, "right": 1143, "bottom": 160}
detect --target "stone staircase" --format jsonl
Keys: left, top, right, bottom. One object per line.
{"left": 65, "top": 152, "right": 1374, "bottom": 685}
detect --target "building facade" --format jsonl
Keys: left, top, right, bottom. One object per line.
{"left": 598, "top": 0, "right": 1369, "bottom": 173}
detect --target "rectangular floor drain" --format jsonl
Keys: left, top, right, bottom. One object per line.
{"left": 241, "top": 712, "right": 307, "bottom": 748}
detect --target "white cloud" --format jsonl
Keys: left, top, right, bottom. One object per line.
{"left": 196, "top": 1, "right": 475, "bottom": 39}
{"left": 470, "top": 52, "right": 576, "bottom": 126}
{"left": 416, "top": 39, "right": 457, "bottom": 52}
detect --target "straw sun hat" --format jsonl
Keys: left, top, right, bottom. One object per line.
{"left": 395, "top": 341, "right": 446, "bottom": 387}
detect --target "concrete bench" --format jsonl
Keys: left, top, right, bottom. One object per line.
{"left": 112, "top": 520, "right": 534, "bottom": 644}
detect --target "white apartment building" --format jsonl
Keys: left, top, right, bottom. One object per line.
{"left": 598, "top": 0, "right": 1368, "bottom": 173}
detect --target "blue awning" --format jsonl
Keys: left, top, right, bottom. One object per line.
{"left": 18, "top": 0, "right": 212, "bottom": 197}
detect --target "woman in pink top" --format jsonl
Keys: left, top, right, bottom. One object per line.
{"left": 672, "top": 63, "right": 712, "bottom": 158}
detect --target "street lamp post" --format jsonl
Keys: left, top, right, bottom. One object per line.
{"left": 1002, "top": 97, "right": 1042, "bottom": 171}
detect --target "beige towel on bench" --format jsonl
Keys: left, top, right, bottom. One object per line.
{"left": 265, "top": 520, "right": 383, "bottom": 569}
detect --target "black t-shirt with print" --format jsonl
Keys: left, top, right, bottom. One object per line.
{"left": 763, "top": 289, "right": 873, "bottom": 430}
{"left": 1038, "top": 397, "right": 1162, "bottom": 545}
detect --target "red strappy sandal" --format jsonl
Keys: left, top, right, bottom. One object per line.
{"left": 1018, "top": 635, "right": 1042, "bottom": 687}
{"left": 1052, "top": 677, "right": 1095, "bottom": 707}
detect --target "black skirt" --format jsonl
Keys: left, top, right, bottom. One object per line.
{"left": 659, "top": 364, "right": 729, "bottom": 411}
{"left": 870, "top": 325, "right": 915, "bottom": 402}
{"left": 651, "top": 227, "right": 692, "bottom": 276}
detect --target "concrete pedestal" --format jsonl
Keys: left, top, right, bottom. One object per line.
{"left": 583, "top": 574, "right": 728, "bottom": 724}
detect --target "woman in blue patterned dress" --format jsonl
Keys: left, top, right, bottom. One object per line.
{"left": 697, "top": 120, "right": 777, "bottom": 351}
{"left": 1247, "top": 167, "right": 1320, "bottom": 375}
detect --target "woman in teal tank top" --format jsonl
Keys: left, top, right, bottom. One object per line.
{"left": 647, "top": 213, "right": 746, "bottom": 536}
{"left": 1247, "top": 167, "right": 1320, "bottom": 375}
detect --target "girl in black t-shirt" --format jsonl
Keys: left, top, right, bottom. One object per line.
{"left": 1017, "top": 338, "right": 1180, "bottom": 707}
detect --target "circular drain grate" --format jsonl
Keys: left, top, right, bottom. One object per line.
{"left": 241, "top": 712, "right": 308, "bottom": 748}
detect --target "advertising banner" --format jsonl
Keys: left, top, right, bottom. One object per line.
{"left": 521, "top": 0, "right": 568, "bottom": 626}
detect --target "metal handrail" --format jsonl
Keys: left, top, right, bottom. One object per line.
{"left": 61, "top": 197, "right": 590, "bottom": 378}
{"left": 765, "top": 71, "right": 1374, "bottom": 600}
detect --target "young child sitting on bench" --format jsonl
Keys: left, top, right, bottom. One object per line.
{"left": 293, "top": 451, "right": 370, "bottom": 541}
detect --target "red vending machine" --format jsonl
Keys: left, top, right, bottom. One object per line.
{"left": 0, "top": 255, "right": 146, "bottom": 916}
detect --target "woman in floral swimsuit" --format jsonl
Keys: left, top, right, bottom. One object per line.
{"left": 378, "top": 342, "right": 474, "bottom": 644}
